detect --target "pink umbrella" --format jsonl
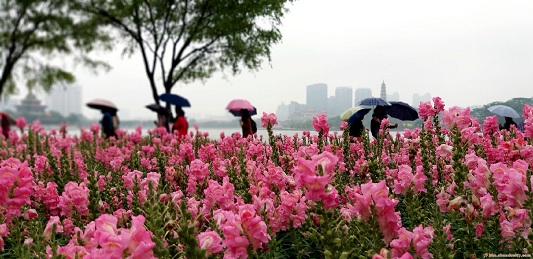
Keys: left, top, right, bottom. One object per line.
{"left": 226, "top": 99, "right": 254, "bottom": 111}
{"left": 86, "top": 99, "right": 118, "bottom": 111}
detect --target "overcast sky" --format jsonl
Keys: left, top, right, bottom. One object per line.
{"left": 27, "top": 0, "right": 533, "bottom": 120}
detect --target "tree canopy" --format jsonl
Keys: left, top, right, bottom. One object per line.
{"left": 76, "top": 0, "right": 296, "bottom": 105}
{"left": 0, "top": 0, "right": 111, "bottom": 99}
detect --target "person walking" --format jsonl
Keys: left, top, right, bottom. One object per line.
{"left": 240, "top": 109, "right": 253, "bottom": 138}
{"left": 370, "top": 106, "right": 398, "bottom": 138}
{"left": 348, "top": 115, "right": 366, "bottom": 142}
{"left": 101, "top": 109, "right": 117, "bottom": 139}
{"left": 500, "top": 116, "right": 517, "bottom": 131}
{"left": 172, "top": 106, "right": 188, "bottom": 139}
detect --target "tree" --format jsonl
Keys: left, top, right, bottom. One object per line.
{"left": 0, "top": 0, "right": 111, "bottom": 98}
{"left": 76, "top": 0, "right": 296, "bottom": 106}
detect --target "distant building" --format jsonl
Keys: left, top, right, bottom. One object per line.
{"left": 276, "top": 102, "right": 289, "bottom": 121}
{"left": 387, "top": 92, "right": 400, "bottom": 102}
{"left": 288, "top": 101, "right": 306, "bottom": 115}
{"left": 16, "top": 91, "right": 46, "bottom": 116}
{"left": 380, "top": 81, "right": 387, "bottom": 101}
{"left": 412, "top": 93, "right": 432, "bottom": 108}
{"left": 334, "top": 86, "right": 352, "bottom": 115}
{"left": 306, "top": 83, "right": 327, "bottom": 113}
{"left": 354, "top": 88, "right": 372, "bottom": 106}
{"left": 44, "top": 84, "right": 82, "bottom": 117}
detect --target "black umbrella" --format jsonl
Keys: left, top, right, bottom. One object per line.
{"left": 384, "top": 101, "right": 419, "bottom": 121}
{"left": 159, "top": 93, "right": 191, "bottom": 107}
{"left": 145, "top": 104, "right": 169, "bottom": 114}
{"left": 229, "top": 106, "right": 257, "bottom": 117}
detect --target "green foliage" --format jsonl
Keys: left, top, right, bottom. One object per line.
{"left": 0, "top": 0, "right": 111, "bottom": 97}
{"left": 75, "top": 0, "right": 296, "bottom": 104}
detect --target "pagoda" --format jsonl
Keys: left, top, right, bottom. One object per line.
{"left": 16, "top": 91, "right": 46, "bottom": 116}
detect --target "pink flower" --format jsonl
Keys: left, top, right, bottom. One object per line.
{"left": 15, "top": 117, "right": 26, "bottom": 130}
{"left": 260, "top": 112, "right": 278, "bottom": 128}
{"left": 393, "top": 165, "right": 414, "bottom": 195}
{"left": 475, "top": 223, "right": 484, "bottom": 237}
{"left": 312, "top": 114, "right": 329, "bottom": 135}
{"left": 44, "top": 216, "right": 63, "bottom": 240}
{"left": 95, "top": 214, "right": 118, "bottom": 235}
{"left": 418, "top": 101, "right": 435, "bottom": 120}
{"left": 198, "top": 231, "right": 223, "bottom": 255}
{"left": 412, "top": 225, "right": 434, "bottom": 259}
{"left": 432, "top": 97, "right": 445, "bottom": 113}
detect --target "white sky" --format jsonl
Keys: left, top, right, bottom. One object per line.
{"left": 21, "top": 0, "right": 533, "bottom": 120}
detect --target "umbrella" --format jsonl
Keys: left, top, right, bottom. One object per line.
{"left": 145, "top": 104, "right": 169, "bottom": 114}
{"left": 488, "top": 105, "right": 520, "bottom": 119}
{"left": 226, "top": 99, "right": 254, "bottom": 111}
{"left": 159, "top": 93, "right": 191, "bottom": 107}
{"left": 358, "top": 97, "right": 391, "bottom": 106}
{"left": 348, "top": 106, "right": 371, "bottom": 124}
{"left": 384, "top": 101, "right": 419, "bottom": 121}
{"left": 229, "top": 106, "right": 257, "bottom": 117}
{"left": 86, "top": 99, "right": 117, "bottom": 111}
{"left": 340, "top": 106, "right": 370, "bottom": 121}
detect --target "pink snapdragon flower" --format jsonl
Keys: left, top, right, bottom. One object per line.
{"left": 412, "top": 225, "right": 434, "bottom": 259}
{"left": 0, "top": 224, "right": 9, "bottom": 251}
{"left": 261, "top": 112, "right": 277, "bottom": 128}
{"left": 15, "top": 117, "right": 26, "bottom": 131}
{"left": 58, "top": 181, "right": 90, "bottom": 217}
{"left": 418, "top": 101, "right": 436, "bottom": 120}
{"left": 198, "top": 230, "right": 223, "bottom": 255}
{"left": 44, "top": 216, "right": 63, "bottom": 240}
{"left": 312, "top": 114, "right": 329, "bottom": 135}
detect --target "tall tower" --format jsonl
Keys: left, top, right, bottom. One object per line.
{"left": 306, "top": 83, "right": 328, "bottom": 113}
{"left": 380, "top": 81, "right": 387, "bottom": 101}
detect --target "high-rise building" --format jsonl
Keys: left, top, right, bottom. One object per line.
{"left": 44, "top": 84, "right": 82, "bottom": 117}
{"left": 334, "top": 86, "right": 352, "bottom": 115}
{"left": 354, "top": 88, "right": 372, "bottom": 105}
{"left": 276, "top": 102, "right": 289, "bottom": 121}
{"left": 306, "top": 83, "right": 327, "bottom": 113}
{"left": 412, "top": 93, "right": 432, "bottom": 108}
{"left": 380, "top": 81, "right": 387, "bottom": 101}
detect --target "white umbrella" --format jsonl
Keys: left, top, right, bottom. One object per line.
{"left": 86, "top": 99, "right": 118, "bottom": 111}
{"left": 488, "top": 105, "right": 520, "bottom": 119}
{"left": 340, "top": 106, "right": 371, "bottom": 121}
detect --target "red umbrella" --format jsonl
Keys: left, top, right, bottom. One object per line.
{"left": 86, "top": 99, "right": 118, "bottom": 111}
{"left": 226, "top": 99, "right": 254, "bottom": 111}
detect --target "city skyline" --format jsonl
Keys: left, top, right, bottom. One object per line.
{"left": 5, "top": 0, "right": 533, "bottom": 121}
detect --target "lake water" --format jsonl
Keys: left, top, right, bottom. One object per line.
{"left": 46, "top": 125, "right": 347, "bottom": 140}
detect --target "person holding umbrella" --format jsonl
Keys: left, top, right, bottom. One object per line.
{"left": 370, "top": 106, "right": 398, "bottom": 139}
{"left": 101, "top": 108, "right": 118, "bottom": 139}
{"left": 240, "top": 109, "right": 253, "bottom": 138}
{"left": 344, "top": 106, "right": 371, "bottom": 142}
{"left": 500, "top": 117, "right": 517, "bottom": 131}
{"left": 86, "top": 99, "right": 119, "bottom": 139}
{"left": 172, "top": 106, "right": 188, "bottom": 139}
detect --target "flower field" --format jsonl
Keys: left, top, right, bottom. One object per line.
{"left": 1, "top": 97, "right": 532, "bottom": 258}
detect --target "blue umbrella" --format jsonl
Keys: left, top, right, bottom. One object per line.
{"left": 384, "top": 101, "right": 419, "bottom": 121}
{"left": 159, "top": 93, "right": 191, "bottom": 107}
{"left": 348, "top": 107, "right": 371, "bottom": 124}
{"left": 358, "top": 97, "right": 391, "bottom": 106}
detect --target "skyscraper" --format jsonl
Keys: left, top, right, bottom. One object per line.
{"left": 354, "top": 88, "right": 372, "bottom": 105}
{"left": 44, "top": 84, "right": 82, "bottom": 117}
{"left": 306, "top": 83, "right": 327, "bottom": 112}
{"left": 380, "top": 81, "right": 387, "bottom": 101}
{"left": 334, "top": 86, "right": 352, "bottom": 115}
